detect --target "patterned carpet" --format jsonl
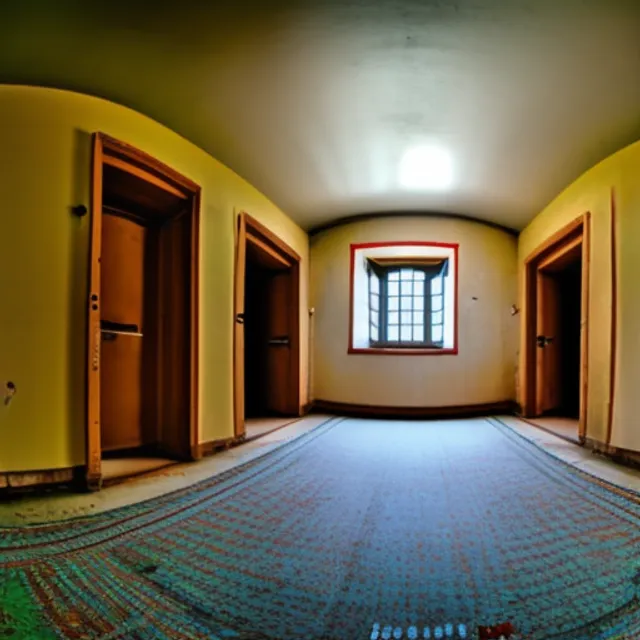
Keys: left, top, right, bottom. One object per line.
{"left": 1, "top": 417, "right": 640, "bottom": 640}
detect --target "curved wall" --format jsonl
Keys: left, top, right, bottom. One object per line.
{"left": 0, "top": 85, "right": 308, "bottom": 473}
{"left": 519, "top": 138, "right": 640, "bottom": 452}
{"left": 310, "top": 216, "right": 518, "bottom": 407}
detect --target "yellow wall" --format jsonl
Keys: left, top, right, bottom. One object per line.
{"left": 518, "top": 138, "right": 640, "bottom": 451}
{"left": 0, "top": 85, "right": 309, "bottom": 473}
{"left": 310, "top": 217, "right": 518, "bottom": 407}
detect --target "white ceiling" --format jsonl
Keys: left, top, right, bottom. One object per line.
{"left": 1, "top": 0, "right": 639, "bottom": 231}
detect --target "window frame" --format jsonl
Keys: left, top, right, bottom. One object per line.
{"left": 349, "top": 241, "right": 459, "bottom": 356}
{"left": 367, "top": 261, "right": 447, "bottom": 349}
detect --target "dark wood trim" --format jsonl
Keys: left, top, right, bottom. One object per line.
{"left": 86, "top": 133, "right": 104, "bottom": 490}
{"left": 309, "top": 211, "right": 519, "bottom": 238}
{"left": 522, "top": 214, "right": 589, "bottom": 434}
{"left": 244, "top": 213, "right": 301, "bottom": 263}
{"left": 584, "top": 437, "right": 640, "bottom": 472}
{"left": 348, "top": 241, "right": 459, "bottom": 356}
{"left": 0, "top": 466, "right": 81, "bottom": 492}
{"left": 523, "top": 215, "right": 585, "bottom": 265}
{"left": 301, "top": 402, "right": 314, "bottom": 416}
{"left": 189, "top": 189, "right": 201, "bottom": 457}
{"left": 233, "top": 213, "right": 247, "bottom": 438}
{"left": 312, "top": 399, "right": 516, "bottom": 419}
{"left": 196, "top": 437, "right": 237, "bottom": 458}
{"left": 87, "top": 133, "right": 201, "bottom": 489}
{"left": 98, "top": 133, "right": 200, "bottom": 194}
{"left": 606, "top": 189, "right": 618, "bottom": 445}
{"left": 579, "top": 212, "right": 591, "bottom": 439}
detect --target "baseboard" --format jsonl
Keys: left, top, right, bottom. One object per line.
{"left": 300, "top": 402, "right": 314, "bottom": 416}
{"left": 311, "top": 399, "right": 517, "bottom": 420}
{"left": 584, "top": 437, "right": 640, "bottom": 472}
{"left": 196, "top": 437, "right": 237, "bottom": 458}
{"left": 0, "top": 466, "right": 81, "bottom": 492}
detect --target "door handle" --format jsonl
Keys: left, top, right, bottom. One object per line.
{"left": 536, "top": 335, "right": 554, "bottom": 348}
{"left": 268, "top": 336, "right": 290, "bottom": 346}
{"left": 236, "top": 313, "right": 245, "bottom": 325}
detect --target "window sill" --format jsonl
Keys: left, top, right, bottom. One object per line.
{"left": 348, "top": 346, "right": 458, "bottom": 356}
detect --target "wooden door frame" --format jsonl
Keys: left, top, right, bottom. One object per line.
{"left": 523, "top": 212, "right": 591, "bottom": 439}
{"left": 233, "top": 212, "right": 301, "bottom": 438}
{"left": 87, "top": 133, "right": 201, "bottom": 489}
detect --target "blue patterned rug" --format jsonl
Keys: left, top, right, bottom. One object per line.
{"left": 1, "top": 417, "right": 639, "bottom": 639}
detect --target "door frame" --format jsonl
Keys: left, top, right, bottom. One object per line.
{"left": 87, "top": 133, "right": 201, "bottom": 489}
{"left": 233, "top": 212, "right": 301, "bottom": 437}
{"left": 522, "top": 212, "right": 591, "bottom": 439}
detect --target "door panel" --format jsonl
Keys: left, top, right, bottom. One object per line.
{"left": 100, "top": 214, "right": 147, "bottom": 451}
{"left": 266, "top": 271, "right": 292, "bottom": 414}
{"left": 157, "top": 213, "right": 191, "bottom": 458}
{"left": 101, "top": 215, "right": 146, "bottom": 328}
{"left": 536, "top": 270, "right": 562, "bottom": 415}
{"left": 100, "top": 334, "right": 144, "bottom": 451}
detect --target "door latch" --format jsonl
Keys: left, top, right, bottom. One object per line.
{"left": 536, "top": 335, "right": 554, "bottom": 348}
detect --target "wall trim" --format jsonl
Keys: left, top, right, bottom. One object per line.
{"left": 312, "top": 399, "right": 516, "bottom": 419}
{"left": 309, "top": 211, "right": 519, "bottom": 237}
{"left": 0, "top": 466, "right": 82, "bottom": 492}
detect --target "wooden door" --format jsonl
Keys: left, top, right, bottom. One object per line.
{"left": 535, "top": 269, "right": 562, "bottom": 415}
{"left": 156, "top": 213, "right": 192, "bottom": 458}
{"left": 266, "top": 271, "right": 292, "bottom": 415}
{"left": 100, "top": 214, "right": 146, "bottom": 451}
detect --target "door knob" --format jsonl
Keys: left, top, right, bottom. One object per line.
{"left": 236, "top": 313, "right": 245, "bottom": 324}
{"left": 536, "top": 335, "right": 554, "bottom": 348}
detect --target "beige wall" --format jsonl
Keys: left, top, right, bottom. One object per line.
{"left": 0, "top": 86, "right": 308, "bottom": 473}
{"left": 310, "top": 216, "right": 518, "bottom": 407}
{"left": 518, "top": 138, "right": 640, "bottom": 452}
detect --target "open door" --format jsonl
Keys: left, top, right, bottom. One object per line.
{"left": 234, "top": 212, "right": 301, "bottom": 438}
{"left": 535, "top": 270, "right": 561, "bottom": 415}
{"left": 266, "top": 272, "right": 294, "bottom": 415}
{"left": 86, "top": 133, "right": 200, "bottom": 489}
{"left": 524, "top": 213, "right": 590, "bottom": 439}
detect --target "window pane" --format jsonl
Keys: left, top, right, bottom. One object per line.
{"left": 432, "top": 277, "right": 443, "bottom": 295}
{"left": 431, "top": 294, "right": 443, "bottom": 312}
{"left": 389, "top": 271, "right": 400, "bottom": 281}
{"left": 370, "top": 310, "right": 378, "bottom": 325}
{"left": 401, "top": 281, "right": 413, "bottom": 295}
{"left": 400, "top": 269, "right": 413, "bottom": 280}
{"left": 401, "top": 296, "right": 412, "bottom": 310}
{"left": 414, "top": 271, "right": 425, "bottom": 281}
{"left": 388, "top": 326, "right": 399, "bottom": 341}
{"left": 432, "top": 325, "right": 443, "bottom": 343}
{"left": 388, "top": 281, "right": 399, "bottom": 296}
{"left": 432, "top": 311, "right": 443, "bottom": 325}
{"left": 401, "top": 311, "right": 412, "bottom": 324}
{"left": 400, "top": 325, "right": 412, "bottom": 341}
{"left": 388, "top": 311, "right": 399, "bottom": 325}
{"left": 388, "top": 297, "right": 399, "bottom": 311}
{"left": 413, "top": 311, "right": 423, "bottom": 324}
{"left": 370, "top": 274, "right": 380, "bottom": 294}
{"left": 413, "top": 325, "right": 425, "bottom": 342}
{"left": 371, "top": 295, "right": 379, "bottom": 312}
{"left": 413, "top": 281, "right": 424, "bottom": 296}
{"left": 370, "top": 325, "right": 379, "bottom": 341}
{"left": 414, "top": 297, "right": 424, "bottom": 311}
